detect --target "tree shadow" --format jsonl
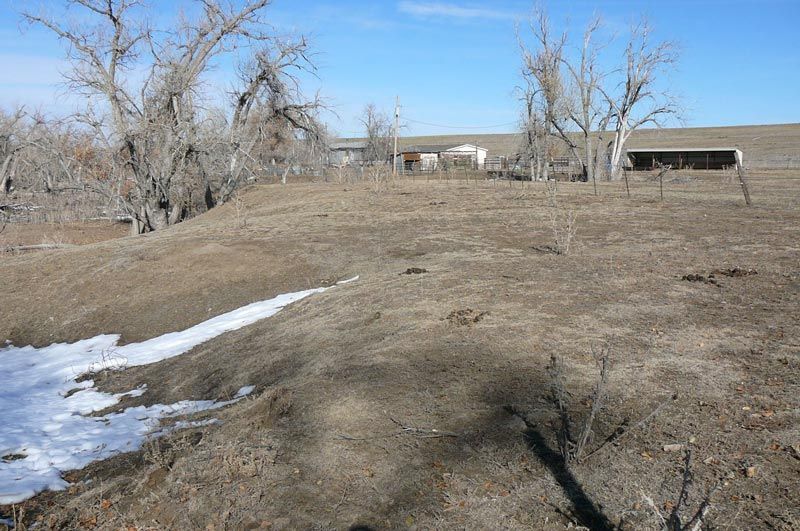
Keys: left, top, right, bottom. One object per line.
{"left": 508, "top": 407, "right": 615, "bottom": 531}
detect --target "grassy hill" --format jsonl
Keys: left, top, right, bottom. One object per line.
{"left": 1, "top": 174, "right": 798, "bottom": 529}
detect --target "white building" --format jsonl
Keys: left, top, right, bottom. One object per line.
{"left": 442, "top": 144, "right": 488, "bottom": 167}
{"left": 398, "top": 143, "right": 489, "bottom": 171}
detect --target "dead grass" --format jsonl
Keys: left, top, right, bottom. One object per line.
{"left": 1, "top": 172, "right": 799, "bottom": 529}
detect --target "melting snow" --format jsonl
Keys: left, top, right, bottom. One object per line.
{"left": 0, "top": 277, "right": 358, "bottom": 505}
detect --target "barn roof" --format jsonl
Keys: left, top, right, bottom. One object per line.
{"left": 626, "top": 147, "right": 742, "bottom": 153}
{"left": 399, "top": 144, "right": 459, "bottom": 154}
{"left": 330, "top": 141, "right": 368, "bottom": 150}
{"left": 447, "top": 144, "right": 488, "bottom": 152}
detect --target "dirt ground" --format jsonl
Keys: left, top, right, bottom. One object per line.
{"left": 1, "top": 220, "right": 129, "bottom": 250}
{"left": 1, "top": 171, "right": 798, "bottom": 530}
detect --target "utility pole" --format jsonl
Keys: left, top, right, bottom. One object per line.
{"left": 393, "top": 96, "right": 400, "bottom": 176}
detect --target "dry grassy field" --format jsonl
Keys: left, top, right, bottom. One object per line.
{"left": 1, "top": 170, "right": 799, "bottom": 530}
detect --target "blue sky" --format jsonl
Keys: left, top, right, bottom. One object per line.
{"left": 1, "top": 0, "right": 798, "bottom": 136}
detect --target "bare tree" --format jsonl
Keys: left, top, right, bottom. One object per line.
{"left": 560, "top": 17, "right": 614, "bottom": 192}
{"left": 519, "top": 10, "right": 571, "bottom": 182}
{"left": 520, "top": 11, "right": 680, "bottom": 184}
{"left": 602, "top": 21, "right": 680, "bottom": 178}
{"left": 520, "top": 83, "right": 547, "bottom": 181}
{"left": 360, "top": 104, "right": 392, "bottom": 165}
{"left": 213, "top": 37, "right": 324, "bottom": 195}
{"left": 24, "top": 0, "right": 322, "bottom": 233}
{"left": 0, "top": 108, "right": 28, "bottom": 194}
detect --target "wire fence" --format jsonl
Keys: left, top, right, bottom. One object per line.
{"left": 2, "top": 165, "right": 798, "bottom": 229}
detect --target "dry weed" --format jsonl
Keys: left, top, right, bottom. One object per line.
{"left": 548, "top": 345, "right": 611, "bottom": 464}
{"left": 545, "top": 180, "right": 578, "bottom": 255}
{"left": 231, "top": 191, "right": 247, "bottom": 229}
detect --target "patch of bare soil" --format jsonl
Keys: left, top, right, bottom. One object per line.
{"left": 682, "top": 267, "right": 759, "bottom": 286}
{"left": 1, "top": 175, "right": 799, "bottom": 530}
{"left": 713, "top": 266, "right": 758, "bottom": 278}
{"left": 446, "top": 308, "right": 489, "bottom": 326}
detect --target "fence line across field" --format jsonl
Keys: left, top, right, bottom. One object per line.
{"left": 2, "top": 165, "right": 796, "bottom": 229}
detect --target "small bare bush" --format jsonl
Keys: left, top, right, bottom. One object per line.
{"left": 642, "top": 449, "right": 721, "bottom": 531}
{"left": 545, "top": 180, "right": 578, "bottom": 255}
{"left": 548, "top": 344, "right": 610, "bottom": 463}
{"left": 366, "top": 163, "right": 391, "bottom": 195}
{"left": 231, "top": 191, "right": 247, "bottom": 229}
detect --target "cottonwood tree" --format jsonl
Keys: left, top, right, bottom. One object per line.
{"left": 561, "top": 17, "right": 614, "bottom": 190}
{"left": 25, "top": 0, "right": 322, "bottom": 232}
{"left": 360, "top": 103, "right": 392, "bottom": 165}
{"left": 211, "top": 37, "right": 324, "bottom": 194}
{"left": 14, "top": 116, "right": 88, "bottom": 193}
{"left": 602, "top": 22, "right": 680, "bottom": 178}
{"left": 0, "top": 108, "right": 28, "bottom": 194}
{"left": 520, "top": 9, "right": 679, "bottom": 182}
{"left": 520, "top": 89, "right": 547, "bottom": 180}
{"left": 519, "top": 10, "right": 572, "bottom": 181}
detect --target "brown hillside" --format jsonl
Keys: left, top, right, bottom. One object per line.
{"left": 1, "top": 174, "right": 799, "bottom": 529}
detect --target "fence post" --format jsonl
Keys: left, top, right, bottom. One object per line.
{"left": 734, "top": 151, "right": 753, "bottom": 206}
{"left": 624, "top": 168, "right": 630, "bottom": 198}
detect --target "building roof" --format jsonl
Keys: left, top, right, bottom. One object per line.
{"left": 399, "top": 144, "right": 459, "bottom": 154}
{"left": 626, "top": 147, "right": 742, "bottom": 153}
{"left": 330, "top": 141, "right": 368, "bottom": 150}
{"left": 447, "top": 144, "right": 488, "bottom": 153}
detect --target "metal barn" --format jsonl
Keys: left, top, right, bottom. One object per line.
{"left": 626, "top": 148, "right": 743, "bottom": 170}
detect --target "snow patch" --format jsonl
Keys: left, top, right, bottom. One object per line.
{"left": 0, "top": 277, "right": 357, "bottom": 505}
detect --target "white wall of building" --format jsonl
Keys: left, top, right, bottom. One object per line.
{"left": 420, "top": 153, "right": 438, "bottom": 171}
{"left": 446, "top": 144, "right": 488, "bottom": 166}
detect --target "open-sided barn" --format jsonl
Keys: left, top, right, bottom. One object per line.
{"left": 626, "top": 147, "right": 743, "bottom": 170}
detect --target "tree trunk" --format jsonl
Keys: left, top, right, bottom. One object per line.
{"left": 0, "top": 154, "right": 14, "bottom": 194}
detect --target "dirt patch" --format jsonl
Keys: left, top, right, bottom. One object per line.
{"left": 683, "top": 267, "right": 758, "bottom": 285}
{"left": 712, "top": 266, "right": 758, "bottom": 277}
{"left": 447, "top": 308, "right": 489, "bottom": 326}
{"left": 681, "top": 273, "right": 720, "bottom": 285}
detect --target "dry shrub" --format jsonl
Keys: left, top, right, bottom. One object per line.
{"left": 548, "top": 345, "right": 610, "bottom": 463}
{"left": 231, "top": 191, "right": 247, "bottom": 229}
{"left": 641, "top": 449, "right": 721, "bottom": 531}
{"left": 545, "top": 180, "right": 578, "bottom": 255}
{"left": 366, "top": 163, "right": 392, "bottom": 194}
